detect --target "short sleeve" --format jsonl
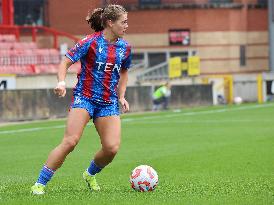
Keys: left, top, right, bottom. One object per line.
{"left": 65, "top": 36, "right": 92, "bottom": 63}
{"left": 121, "top": 45, "right": 132, "bottom": 70}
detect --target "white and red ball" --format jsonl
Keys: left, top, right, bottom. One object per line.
{"left": 129, "top": 165, "right": 158, "bottom": 192}
{"left": 234, "top": 96, "right": 243, "bottom": 105}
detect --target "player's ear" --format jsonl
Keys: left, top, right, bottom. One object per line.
{"left": 107, "top": 19, "right": 113, "bottom": 28}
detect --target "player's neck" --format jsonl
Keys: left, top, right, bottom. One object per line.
{"left": 103, "top": 30, "right": 118, "bottom": 44}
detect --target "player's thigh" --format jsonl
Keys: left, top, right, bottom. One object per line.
{"left": 64, "top": 108, "right": 90, "bottom": 141}
{"left": 94, "top": 116, "right": 121, "bottom": 148}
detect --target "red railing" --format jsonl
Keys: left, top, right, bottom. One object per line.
{"left": 0, "top": 25, "right": 79, "bottom": 49}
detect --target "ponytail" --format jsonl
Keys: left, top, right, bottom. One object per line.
{"left": 86, "top": 5, "right": 127, "bottom": 32}
{"left": 86, "top": 8, "right": 104, "bottom": 32}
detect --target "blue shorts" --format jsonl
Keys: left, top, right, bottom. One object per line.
{"left": 70, "top": 95, "right": 120, "bottom": 120}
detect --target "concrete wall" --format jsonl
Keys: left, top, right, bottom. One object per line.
{"left": 0, "top": 89, "right": 72, "bottom": 122}
{"left": 171, "top": 84, "right": 213, "bottom": 107}
{"left": 7, "top": 73, "right": 274, "bottom": 103}
{"left": 233, "top": 73, "right": 274, "bottom": 102}
{"left": 0, "top": 85, "right": 213, "bottom": 122}
{"left": 233, "top": 74, "right": 258, "bottom": 102}
{"left": 15, "top": 73, "right": 78, "bottom": 89}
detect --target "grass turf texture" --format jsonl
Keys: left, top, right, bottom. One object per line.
{"left": 0, "top": 104, "right": 274, "bottom": 204}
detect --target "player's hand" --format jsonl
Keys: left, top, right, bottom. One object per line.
{"left": 119, "top": 98, "right": 129, "bottom": 113}
{"left": 54, "top": 81, "right": 66, "bottom": 97}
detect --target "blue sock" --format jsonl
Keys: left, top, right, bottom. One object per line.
{"left": 36, "top": 165, "right": 55, "bottom": 186}
{"left": 87, "top": 160, "right": 103, "bottom": 176}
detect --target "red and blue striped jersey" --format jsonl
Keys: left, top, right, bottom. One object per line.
{"left": 66, "top": 32, "right": 132, "bottom": 104}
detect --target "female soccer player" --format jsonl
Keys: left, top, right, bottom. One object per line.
{"left": 31, "top": 4, "right": 131, "bottom": 195}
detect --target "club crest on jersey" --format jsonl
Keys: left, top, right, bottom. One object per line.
{"left": 119, "top": 49, "right": 124, "bottom": 58}
{"left": 99, "top": 46, "right": 103, "bottom": 53}
{"left": 96, "top": 61, "right": 121, "bottom": 72}
{"left": 74, "top": 96, "right": 82, "bottom": 104}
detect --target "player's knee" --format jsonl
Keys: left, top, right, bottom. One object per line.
{"left": 62, "top": 137, "right": 79, "bottom": 152}
{"left": 103, "top": 144, "right": 120, "bottom": 157}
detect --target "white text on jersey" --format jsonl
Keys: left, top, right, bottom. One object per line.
{"left": 96, "top": 62, "right": 121, "bottom": 72}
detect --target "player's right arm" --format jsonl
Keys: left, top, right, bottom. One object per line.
{"left": 54, "top": 57, "right": 73, "bottom": 97}
{"left": 54, "top": 36, "right": 92, "bottom": 97}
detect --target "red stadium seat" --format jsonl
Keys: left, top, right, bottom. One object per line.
{"left": 0, "top": 65, "right": 35, "bottom": 74}
{"left": 0, "top": 34, "right": 16, "bottom": 42}
{"left": 35, "top": 64, "right": 59, "bottom": 74}
{"left": 0, "top": 35, "right": 74, "bottom": 74}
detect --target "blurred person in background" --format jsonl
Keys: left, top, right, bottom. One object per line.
{"left": 31, "top": 4, "right": 131, "bottom": 195}
{"left": 152, "top": 82, "right": 171, "bottom": 111}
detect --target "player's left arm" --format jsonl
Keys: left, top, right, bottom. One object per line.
{"left": 118, "top": 69, "right": 129, "bottom": 113}
{"left": 118, "top": 44, "right": 132, "bottom": 113}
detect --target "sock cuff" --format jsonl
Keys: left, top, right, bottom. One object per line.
{"left": 43, "top": 165, "right": 55, "bottom": 174}
{"left": 92, "top": 160, "right": 104, "bottom": 169}
{"left": 87, "top": 160, "right": 104, "bottom": 176}
{"left": 36, "top": 165, "right": 55, "bottom": 186}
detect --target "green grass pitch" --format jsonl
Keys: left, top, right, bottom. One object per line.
{"left": 0, "top": 104, "right": 274, "bottom": 205}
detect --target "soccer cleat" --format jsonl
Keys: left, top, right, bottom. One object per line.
{"left": 83, "top": 170, "right": 100, "bottom": 191}
{"left": 31, "top": 183, "right": 45, "bottom": 195}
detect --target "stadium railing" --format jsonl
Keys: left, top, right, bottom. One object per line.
{"left": 0, "top": 25, "right": 78, "bottom": 49}
{"left": 0, "top": 26, "right": 80, "bottom": 75}
{"left": 136, "top": 61, "right": 169, "bottom": 82}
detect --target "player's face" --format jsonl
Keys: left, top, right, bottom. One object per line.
{"left": 111, "top": 13, "right": 128, "bottom": 38}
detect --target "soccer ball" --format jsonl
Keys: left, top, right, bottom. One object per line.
{"left": 129, "top": 165, "right": 158, "bottom": 192}
{"left": 234, "top": 96, "right": 243, "bottom": 105}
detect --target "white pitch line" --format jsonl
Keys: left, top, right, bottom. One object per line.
{"left": 0, "top": 103, "right": 272, "bottom": 135}
{"left": 124, "top": 103, "right": 273, "bottom": 122}
{"left": 0, "top": 125, "right": 65, "bottom": 135}
{"left": 124, "top": 119, "right": 274, "bottom": 124}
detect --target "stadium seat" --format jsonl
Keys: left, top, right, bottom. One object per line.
{"left": 0, "top": 65, "right": 35, "bottom": 75}
{"left": 35, "top": 64, "right": 59, "bottom": 74}
{"left": 0, "top": 35, "right": 62, "bottom": 74}
{"left": 0, "top": 34, "right": 16, "bottom": 42}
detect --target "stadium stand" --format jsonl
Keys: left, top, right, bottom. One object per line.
{"left": 0, "top": 33, "right": 80, "bottom": 75}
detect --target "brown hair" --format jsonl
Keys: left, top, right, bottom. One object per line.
{"left": 86, "top": 4, "right": 127, "bottom": 32}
